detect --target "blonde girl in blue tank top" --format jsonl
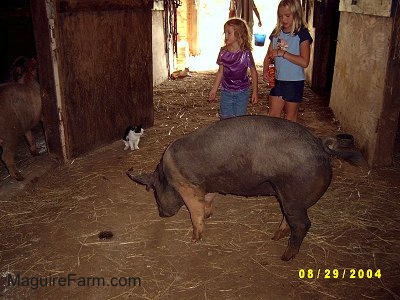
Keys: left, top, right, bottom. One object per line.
{"left": 262, "top": 0, "right": 312, "bottom": 122}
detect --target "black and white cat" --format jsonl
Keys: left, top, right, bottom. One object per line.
{"left": 123, "top": 125, "right": 144, "bottom": 150}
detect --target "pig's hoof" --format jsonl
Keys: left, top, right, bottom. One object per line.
{"left": 13, "top": 172, "right": 24, "bottom": 181}
{"left": 191, "top": 237, "right": 202, "bottom": 243}
{"left": 271, "top": 228, "right": 290, "bottom": 241}
{"left": 29, "top": 146, "right": 39, "bottom": 156}
{"left": 204, "top": 211, "right": 213, "bottom": 219}
{"left": 30, "top": 150, "right": 39, "bottom": 156}
{"left": 281, "top": 247, "right": 298, "bottom": 261}
{"left": 191, "top": 230, "right": 203, "bottom": 242}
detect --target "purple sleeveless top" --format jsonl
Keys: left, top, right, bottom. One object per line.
{"left": 216, "top": 47, "right": 255, "bottom": 92}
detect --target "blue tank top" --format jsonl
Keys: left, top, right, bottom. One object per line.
{"left": 269, "top": 27, "right": 313, "bottom": 81}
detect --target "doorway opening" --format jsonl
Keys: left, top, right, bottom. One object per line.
{"left": 175, "top": 0, "right": 281, "bottom": 71}
{"left": 0, "top": 0, "right": 48, "bottom": 181}
{"left": 0, "top": 0, "right": 36, "bottom": 82}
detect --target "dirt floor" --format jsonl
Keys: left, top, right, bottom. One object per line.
{"left": 1, "top": 70, "right": 400, "bottom": 299}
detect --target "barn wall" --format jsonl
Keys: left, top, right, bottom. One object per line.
{"left": 152, "top": 10, "right": 168, "bottom": 86}
{"left": 339, "top": 0, "right": 393, "bottom": 17}
{"left": 330, "top": 10, "right": 399, "bottom": 166}
{"left": 376, "top": 2, "right": 400, "bottom": 164}
{"left": 176, "top": 0, "right": 189, "bottom": 69}
{"left": 56, "top": 4, "right": 154, "bottom": 158}
{"left": 187, "top": 0, "right": 199, "bottom": 56}
{"left": 304, "top": 0, "right": 315, "bottom": 84}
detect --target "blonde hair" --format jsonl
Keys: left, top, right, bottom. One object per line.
{"left": 224, "top": 18, "right": 252, "bottom": 51}
{"left": 273, "top": 0, "right": 307, "bottom": 36}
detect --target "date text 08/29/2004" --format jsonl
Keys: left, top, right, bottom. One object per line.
{"left": 298, "top": 269, "right": 382, "bottom": 279}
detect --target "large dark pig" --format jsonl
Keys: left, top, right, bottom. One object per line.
{"left": 127, "top": 115, "right": 363, "bottom": 261}
{"left": 0, "top": 57, "right": 42, "bottom": 181}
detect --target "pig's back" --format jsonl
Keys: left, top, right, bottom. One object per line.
{"left": 171, "top": 115, "right": 326, "bottom": 162}
{"left": 0, "top": 81, "right": 41, "bottom": 132}
{"left": 165, "top": 115, "right": 330, "bottom": 194}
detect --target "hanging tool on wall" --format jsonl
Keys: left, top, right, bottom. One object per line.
{"left": 164, "top": 0, "right": 182, "bottom": 76}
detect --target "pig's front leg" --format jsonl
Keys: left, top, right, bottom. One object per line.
{"left": 204, "top": 193, "right": 217, "bottom": 219}
{"left": 176, "top": 186, "right": 206, "bottom": 241}
{"left": 25, "top": 130, "right": 39, "bottom": 156}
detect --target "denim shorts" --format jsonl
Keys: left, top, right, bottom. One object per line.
{"left": 270, "top": 80, "right": 304, "bottom": 103}
{"left": 220, "top": 88, "right": 250, "bottom": 120}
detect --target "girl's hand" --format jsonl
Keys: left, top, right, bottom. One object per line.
{"left": 251, "top": 92, "right": 258, "bottom": 104}
{"left": 209, "top": 65, "right": 223, "bottom": 102}
{"left": 208, "top": 89, "right": 217, "bottom": 102}
{"left": 270, "top": 49, "right": 285, "bottom": 59}
{"left": 262, "top": 71, "right": 269, "bottom": 82}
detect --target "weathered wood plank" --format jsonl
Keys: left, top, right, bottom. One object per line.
{"left": 57, "top": 9, "right": 153, "bottom": 157}
{"left": 30, "top": 0, "right": 64, "bottom": 158}
{"left": 374, "top": 2, "right": 400, "bottom": 165}
{"left": 339, "top": 0, "right": 394, "bottom": 17}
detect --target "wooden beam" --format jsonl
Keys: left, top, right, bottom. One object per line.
{"left": 58, "top": 0, "right": 154, "bottom": 13}
{"left": 30, "top": 0, "right": 64, "bottom": 159}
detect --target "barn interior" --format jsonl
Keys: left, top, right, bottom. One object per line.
{"left": 1, "top": 0, "right": 399, "bottom": 166}
{"left": 1, "top": 0, "right": 400, "bottom": 298}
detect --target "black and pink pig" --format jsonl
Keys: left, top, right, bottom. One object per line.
{"left": 128, "top": 115, "right": 363, "bottom": 261}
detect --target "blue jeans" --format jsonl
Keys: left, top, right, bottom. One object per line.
{"left": 220, "top": 88, "right": 250, "bottom": 120}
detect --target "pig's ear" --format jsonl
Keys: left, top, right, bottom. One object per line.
{"left": 126, "top": 169, "right": 154, "bottom": 191}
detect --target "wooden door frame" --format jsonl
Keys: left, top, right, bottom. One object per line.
{"left": 30, "top": 0, "right": 65, "bottom": 160}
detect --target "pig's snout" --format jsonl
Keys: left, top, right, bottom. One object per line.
{"left": 157, "top": 203, "right": 181, "bottom": 217}
{"left": 158, "top": 209, "right": 175, "bottom": 218}
{"left": 159, "top": 211, "right": 169, "bottom": 217}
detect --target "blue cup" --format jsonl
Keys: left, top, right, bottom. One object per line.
{"left": 254, "top": 34, "right": 266, "bottom": 46}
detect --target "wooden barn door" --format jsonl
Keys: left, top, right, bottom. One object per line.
{"left": 33, "top": 0, "right": 154, "bottom": 159}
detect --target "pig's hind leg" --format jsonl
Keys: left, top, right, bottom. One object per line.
{"left": 281, "top": 206, "right": 311, "bottom": 261}
{"left": 1, "top": 136, "right": 24, "bottom": 181}
{"left": 272, "top": 216, "right": 291, "bottom": 241}
{"left": 276, "top": 191, "right": 311, "bottom": 261}
{"left": 25, "top": 130, "right": 39, "bottom": 156}
{"left": 204, "top": 193, "right": 217, "bottom": 218}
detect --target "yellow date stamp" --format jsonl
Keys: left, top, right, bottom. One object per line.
{"left": 298, "top": 268, "right": 382, "bottom": 279}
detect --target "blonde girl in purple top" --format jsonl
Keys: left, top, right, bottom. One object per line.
{"left": 209, "top": 18, "right": 258, "bottom": 120}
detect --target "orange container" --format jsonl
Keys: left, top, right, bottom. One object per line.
{"left": 267, "top": 60, "right": 275, "bottom": 88}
